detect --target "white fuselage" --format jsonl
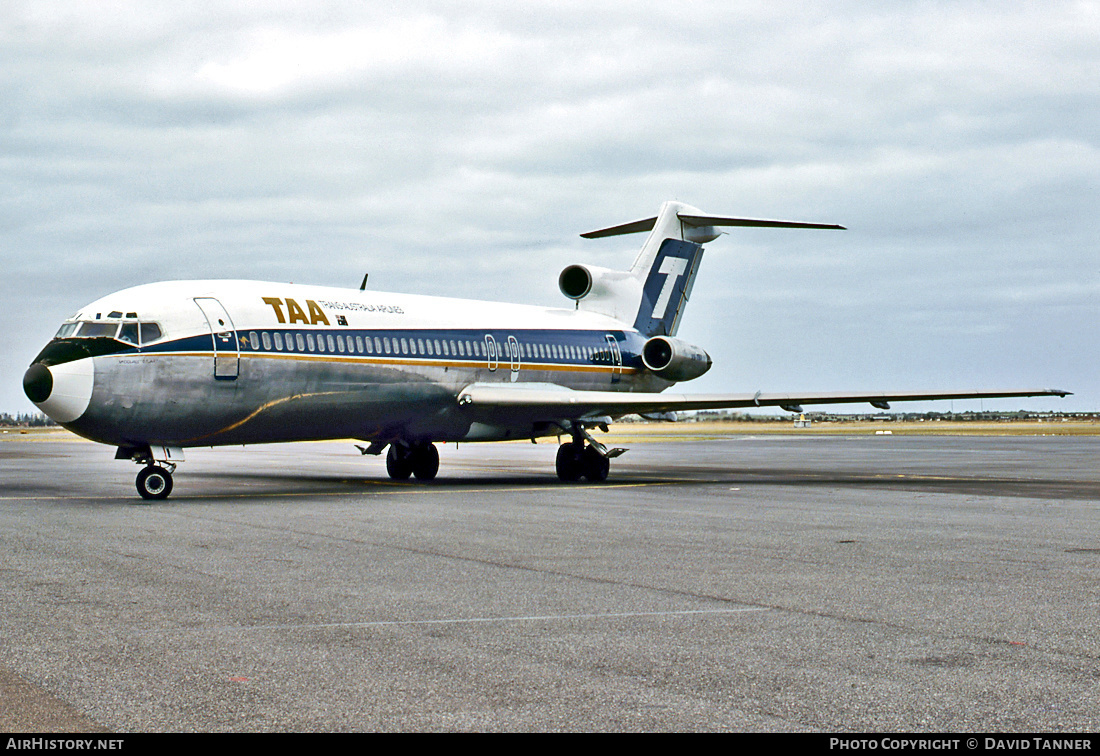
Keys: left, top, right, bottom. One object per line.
{"left": 29, "top": 280, "right": 670, "bottom": 449}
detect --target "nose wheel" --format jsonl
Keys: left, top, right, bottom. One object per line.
{"left": 118, "top": 444, "right": 184, "bottom": 501}
{"left": 136, "top": 465, "right": 174, "bottom": 501}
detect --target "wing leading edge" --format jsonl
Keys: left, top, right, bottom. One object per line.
{"left": 457, "top": 383, "right": 1071, "bottom": 419}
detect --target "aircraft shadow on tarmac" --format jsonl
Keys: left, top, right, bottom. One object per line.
{"left": 169, "top": 465, "right": 1100, "bottom": 502}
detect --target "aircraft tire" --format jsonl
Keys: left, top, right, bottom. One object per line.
{"left": 411, "top": 443, "right": 439, "bottom": 481}
{"left": 136, "top": 465, "right": 173, "bottom": 501}
{"left": 555, "top": 442, "right": 584, "bottom": 482}
{"left": 386, "top": 444, "right": 413, "bottom": 480}
{"left": 582, "top": 446, "right": 610, "bottom": 482}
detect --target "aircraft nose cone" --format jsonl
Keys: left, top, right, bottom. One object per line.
{"left": 23, "top": 363, "right": 53, "bottom": 403}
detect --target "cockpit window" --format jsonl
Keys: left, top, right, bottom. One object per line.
{"left": 78, "top": 322, "right": 119, "bottom": 338}
{"left": 118, "top": 323, "right": 140, "bottom": 345}
{"left": 140, "top": 322, "right": 162, "bottom": 343}
{"left": 55, "top": 319, "right": 164, "bottom": 345}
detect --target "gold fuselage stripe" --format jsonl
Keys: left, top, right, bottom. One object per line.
{"left": 112, "top": 350, "right": 637, "bottom": 375}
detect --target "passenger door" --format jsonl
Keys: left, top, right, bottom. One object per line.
{"left": 605, "top": 333, "right": 622, "bottom": 384}
{"left": 507, "top": 335, "right": 521, "bottom": 382}
{"left": 484, "top": 334, "right": 498, "bottom": 372}
{"left": 194, "top": 298, "right": 240, "bottom": 380}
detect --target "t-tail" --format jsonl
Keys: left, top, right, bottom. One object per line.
{"left": 560, "top": 200, "right": 845, "bottom": 338}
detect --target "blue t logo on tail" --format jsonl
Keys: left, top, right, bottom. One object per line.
{"left": 633, "top": 239, "right": 704, "bottom": 337}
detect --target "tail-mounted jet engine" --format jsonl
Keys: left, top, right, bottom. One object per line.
{"left": 558, "top": 264, "right": 646, "bottom": 324}
{"left": 641, "top": 335, "right": 711, "bottom": 382}
{"left": 558, "top": 264, "right": 635, "bottom": 301}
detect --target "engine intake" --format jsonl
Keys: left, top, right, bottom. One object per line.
{"left": 558, "top": 265, "right": 593, "bottom": 300}
{"left": 641, "top": 336, "right": 711, "bottom": 382}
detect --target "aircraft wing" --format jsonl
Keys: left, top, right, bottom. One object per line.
{"left": 457, "top": 383, "right": 1071, "bottom": 419}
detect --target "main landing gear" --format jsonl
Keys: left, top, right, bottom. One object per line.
{"left": 555, "top": 441, "right": 610, "bottom": 482}
{"left": 365, "top": 429, "right": 623, "bottom": 484}
{"left": 385, "top": 442, "right": 439, "bottom": 481}
{"left": 554, "top": 423, "right": 626, "bottom": 483}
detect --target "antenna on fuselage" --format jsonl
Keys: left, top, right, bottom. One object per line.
{"left": 360, "top": 274, "right": 369, "bottom": 291}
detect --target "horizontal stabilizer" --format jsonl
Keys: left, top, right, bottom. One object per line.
{"left": 580, "top": 216, "right": 658, "bottom": 239}
{"left": 580, "top": 213, "right": 844, "bottom": 238}
{"left": 677, "top": 214, "right": 845, "bottom": 231}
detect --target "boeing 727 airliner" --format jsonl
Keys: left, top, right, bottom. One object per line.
{"left": 23, "top": 201, "right": 1069, "bottom": 499}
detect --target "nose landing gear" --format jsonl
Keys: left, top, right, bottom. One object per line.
{"left": 136, "top": 465, "right": 174, "bottom": 500}
{"left": 117, "top": 444, "right": 184, "bottom": 501}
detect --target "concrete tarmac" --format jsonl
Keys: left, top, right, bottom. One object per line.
{"left": 1, "top": 431, "right": 1098, "bottom": 732}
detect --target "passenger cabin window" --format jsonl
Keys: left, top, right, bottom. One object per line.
{"left": 249, "top": 331, "right": 260, "bottom": 349}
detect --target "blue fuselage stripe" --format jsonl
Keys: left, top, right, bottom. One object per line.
{"left": 121, "top": 327, "right": 644, "bottom": 368}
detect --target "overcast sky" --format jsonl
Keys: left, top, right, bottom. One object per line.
{"left": 3, "top": 1, "right": 1097, "bottom": 415}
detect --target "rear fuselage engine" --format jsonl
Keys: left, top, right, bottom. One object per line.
{"left": 641, "top": 335, "right": 711, "bottom": 382}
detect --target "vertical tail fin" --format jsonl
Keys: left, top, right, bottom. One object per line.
{"left": 632, "top": 237, "right": 704, "bottom": 337}
{"left": 580, "top": 201, "right": 708, "bottom": 337}
{"left": 574, "top": 201, "right": 844, "bottom": 337}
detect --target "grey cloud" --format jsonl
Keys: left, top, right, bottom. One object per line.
{"left": 2, "top": 1, "right": 1096, "bottom": 413}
